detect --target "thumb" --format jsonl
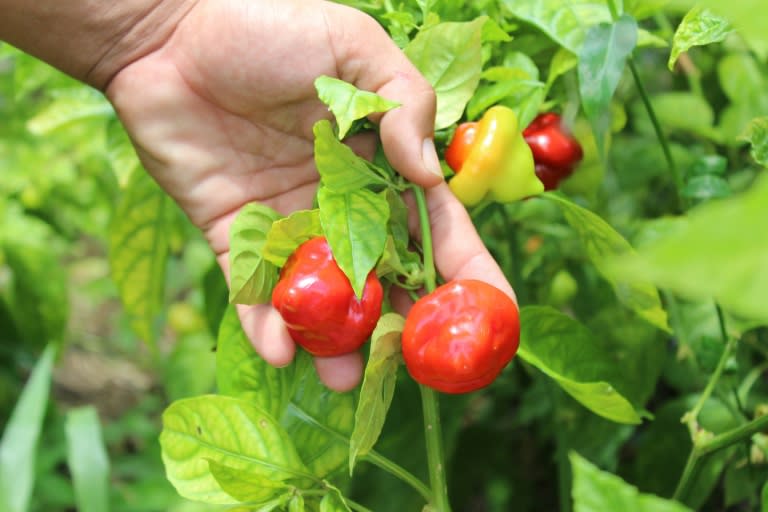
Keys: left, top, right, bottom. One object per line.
{"left": 325, "top": 3, "right": 444, "bottom": 187}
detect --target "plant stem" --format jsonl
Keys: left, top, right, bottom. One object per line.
{"left": 413, "top": 186, "right": 436, "bottom": 293}
{"left": 495, "top": 205, "right": 528, "bottom": 306}
{"left": 286, "top": 404, "right": 430, "bottom": 499}
{"left": 363, "top": 451, "right": 432, "bottom": 502}
{"left": 672, "top": 450, "right": 701, "bottom": 503}
{"left": 346, "top": 499, "right": 375, "bottom": 512}
{"left": 420, "top": 385, "right": 451, "bottom": 512}
{"left": 674, "top": 305, "right": 743, "bottom": 502}
{"left": 626, "top": 58, "right": 684, "bottom": 210}
{"left": 413, "top": 185, "right": 452, "bottom": 512}
{"left": 682, "top": 309, "right": 737, "bottom": 437}
{"left": 606, "top": 0, "right": 619, "bottom": 19}
{"left": 550, "top": 384, "right": 572, "bottom": 512}
{"left": 673, "top": 413, "right": 768, "bottom": 502}
{"left": 699, "top": 414, "right": 768, "bottom": 457}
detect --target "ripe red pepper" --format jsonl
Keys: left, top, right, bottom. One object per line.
{"left": 272, "top": 237, "right": 383, "bottom": 357}
{"left": 401, "top": 280, "right": 520, "bottom": 394}
{"left": 534, "top": 163, "right": 574, "bottom": 191}
{"left": 523, "top": 113, "right": 583, "bottom": 191}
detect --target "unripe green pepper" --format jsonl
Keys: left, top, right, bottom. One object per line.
{"left": 446, "top": 106, "right": 542, "bottom": 206}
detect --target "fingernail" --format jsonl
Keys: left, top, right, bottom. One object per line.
{"left": 422, "top": 138, "right": 444, "bottom": 180}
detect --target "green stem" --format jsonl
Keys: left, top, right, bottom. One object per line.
{"left": 286, "top": 404, "right": 429, "bottom": 499}
{"left": 674, "top": 306, "right": 740, "bottom": 502}
{"left": 699, "top": 414, "right": 768, "bottom": 457}
{"left": 495, "top": 205, "right": 527, "bottom": 306}
{"left": 672, "top": 450, "right": 701, "bottom": 503}
{"left": 682, "top": 313, "right": 737, "bottom": 437}
{"left": 673, "top": 413, "right": 768, "bottom": 502}
{"left": 550, "top": 384, "right": 572, "bottom": 512}
{"left": 413, "top": 185, "right": 452, "bottom": 512}
{"left": 363, "top": 452, "right": 432, "bottom": 502}
{"left": 413, "top": 186, "right": 436, "bottom": 293}
{"left": 346, "top": 499, "right": 374, "bottom": 512}
{"left": 419, "top": 385, "right": 451, "bottom": 512}
{"left": 626, "top": 58, "right": 684, "bottom": 210}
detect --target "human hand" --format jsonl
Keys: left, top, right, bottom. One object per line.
{"left": 106, "top": 0, "right": 516, "bottom": 391}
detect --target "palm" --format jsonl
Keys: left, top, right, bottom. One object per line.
{"left": 108, "top": 0, "right": 351, "bottom": 254}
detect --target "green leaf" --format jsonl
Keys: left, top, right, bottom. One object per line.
{"left": 466, "top": 52, "right": 545, "bottom": 127}
{"left": 108, "top": 167, "right": 173, "bottom": 344}
{"left": 481, "top": 16, "right": 513, "bottom": 42}
{"left": 280, "top": 355, "right": 356, "bottom": 478}
{"left": 502, "top": 0, "right": 657, "bottom": 52}
{"left": 349, "top": 313, "right": 404, "bottom": 473}
{"left": 544, "top": 194, "right": 670, "bottom": 332}
{"left": 467, "top": 80, "right": 544, "bottom": 126}
{"left": 26, "top": 88, "right": 113, "bottom": 135}
{"left": 216, "top": 307, "right": 296, "bottom": 418}
{"left": 668, "top": 6, "right": 731, "bottom": 70}
{"left": 697, "top": 1, "right": 768, "bottom": 60}
{"left": 106, "top": 117, "right": 140, "bottom": 187}
{"left": 502, "top": 0, "right": 609, "bottom": 53}
{"left": 716, "top": 54, "right": 768, "bottom": 144}
{"left": 718, "top": 53, "right": 768, "bottom": 106}
{"left": 405, "top": 18, "right": 485, "bottom": 129}
{"left": 314, "top": 76, "right": 400, "bottom": 139}
{"left": 160, "top": 395, "right": 308, "bottom": 504}
{"left": 216, "top": 308, "right": 356, "bottom": 478}
{"left": 681, "top": 175, "right": 732, "bottom": 202}
{"left": 384, "top": 188, "right": 410, "bottom": 250}
{"left": 689, "top": 154, "right": 727, "bottom": 176}
{"left": 0, "top": 344, "right": 56, "bottom": 512}
{"left": 228, "top": 202, "right": 282, "bottom": 305}
{"left": 571, "top": 452, "right": 693, "bottom": 512}
{"left": 0, "top": 220, "right": 68, "bottom": 347}
{"left": 518, "top": 307, "right": 642, "bottom": 424}
{"left": 376, "top": 236, "right": 423, "bottom": 287}
{"left": 607, "top": 173, "right": 768, "bottom": 324}
{"left": 637, "top": 30, "right": 669, "bottom": 49}
{"left": 65, "top": 406, "right": 110, "bottom": 512}
{"left": 546, "top": 48, "right": 578, "bottom": 92}
{"left": 163, "top": 333, "right": 217, "bottom": 401}
{"left": 262, "top": 209, "right": 323, "bottom": 268}
{"left": 320, "top": 485, "right": 353, "bottom": 512}
{"left": 578, "top": 15, "right": 638, "bottom": 153}
{"left": 318, "top": 187, "right": 389, "bottom": 297}
{"left": 740, "top": 116, "right": 768, "bottom": 167}
{"left": 288, "top": 493, "right": 305, "bottom": 512}
{"left": 624, "top": 0, "right": 671, "bottom": 20}
{"left": 313, "top": 120, "right": 390, "bottom": 193}
{"left": 633, "top": 92, "right": 717, "bottom": 140}
{"left": 207, "top": 460, "right": 290, "bottom": 503}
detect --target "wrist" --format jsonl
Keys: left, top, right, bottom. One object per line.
{"left": 0, "top": 0, "right": 197, "bottom": 90}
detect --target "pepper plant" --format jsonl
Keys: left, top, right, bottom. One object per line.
{"left": 3, "top": 1, "right": 768, "bottom": 512}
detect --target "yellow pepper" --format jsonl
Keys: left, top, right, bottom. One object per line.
{"left": 447, "top": 106, "right": 542, "bottom": 206}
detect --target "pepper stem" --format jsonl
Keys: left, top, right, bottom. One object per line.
{"left": 413, "top": 185, "right": 437, "bottom": 293}
{"left": 412, "top": 185, "right": 452, "bottom": 512}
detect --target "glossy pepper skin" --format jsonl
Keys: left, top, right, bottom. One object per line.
{"left": 523, "top": 112, "right": 583, "bottom": 191}
{"left": 401, "top": 280, "right": 520, "bottom": 394}
{"left": 272, "top": 237, "right": 383, "bottom": 357}
{"left": 446, "top": 106, "right": 542, "bottom": 206}
{"left": 444, "top": 121, "right": 477, "bottom": 174}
